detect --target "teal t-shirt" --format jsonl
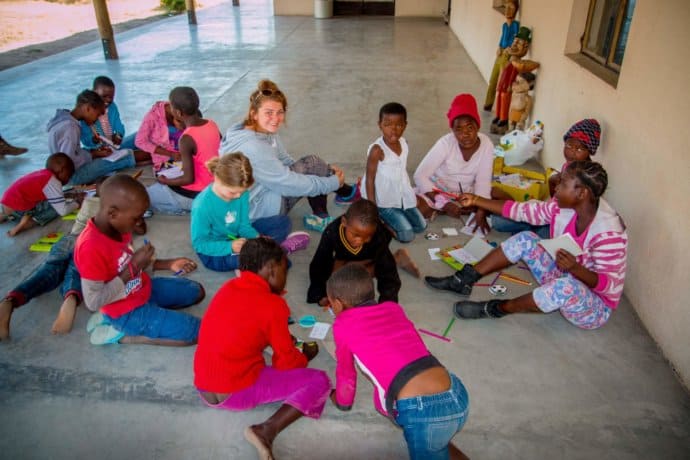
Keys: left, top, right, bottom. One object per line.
{"left": 190, "top": 185, "right": 258, "bottom": 256}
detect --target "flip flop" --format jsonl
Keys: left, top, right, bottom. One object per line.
{"left": 86, "top": 312, "right": 107, "bottom": 333}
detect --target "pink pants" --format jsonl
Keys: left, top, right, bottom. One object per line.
{"left": 199, "top": 366, "right": 332, "bottom": 419}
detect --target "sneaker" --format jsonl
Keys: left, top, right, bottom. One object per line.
{"left": 334, "top": 182, "right": 360, "bottom": 206}
{"left": 89, "top": 324, "right": 124, "bottom": 345}
{"left": 280, "top": 231, "right": 310, "bottom": 254}
{"left": 86, "top": 312, "right": 107, "bottom": 333}
{"left": 303, "top": 214, "right": 334, "bottom": 233}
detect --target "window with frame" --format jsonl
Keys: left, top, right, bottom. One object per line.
{"left": 581, "top": 0, "right": 636, "bottom": 73}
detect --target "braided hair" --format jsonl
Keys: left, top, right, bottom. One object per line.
{"left": 206, "top": 152, "right": 254, "bottom": 188}
{"left": 565, "top": 160, "right": 608, "bottom": 202}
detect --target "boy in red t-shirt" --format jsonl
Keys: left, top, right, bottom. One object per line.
{"left": 74, "top": 174, "right": 204, "bottom": 345}
{"left": 1, "top": 153, "right": 79, "bottom": 236}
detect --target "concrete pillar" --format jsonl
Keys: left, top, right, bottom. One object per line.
{"left": 92, "top": 0, "right": 118, "bottom": 60}
{"left": 186, "top": 0, "right": 197, "bottom": 25}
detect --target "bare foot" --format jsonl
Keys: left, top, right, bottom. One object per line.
{"left": 244, "top": 425, "right": 274, "bottom": 460}
{"left": 51, "top": 295, "right": 78, "bottom": 335}
{"left": 394, "top": 248, "right": 421, "bottom": 278}
{"left": 7, "top": 214, "right": 34, "bottom": 236}
{"left": 0, "top": 298, "right": 14, "bottom": 341}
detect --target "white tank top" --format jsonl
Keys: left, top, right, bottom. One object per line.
{"left": 361, "top": 136, "right": 417, "bottom": 209}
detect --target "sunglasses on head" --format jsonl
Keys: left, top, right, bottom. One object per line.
{"left": 254, "top": 88, "right": 283, "bottom": 102}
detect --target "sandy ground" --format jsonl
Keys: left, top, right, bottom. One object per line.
{"left": 0, "top": 0, "right": 226, "bottom": 69}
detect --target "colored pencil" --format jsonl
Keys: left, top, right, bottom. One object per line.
{"left": 227, "top": 234, "right": 238, "bottom": 241}
{"left": 490, "top": 272, "right": 502, "bottom": 286}
{"left": 499, "top": 273, "right": 532, "bottom": 286}
{"left": 418, "top": 328, "right": 453, "bottom": 343}
{"left": 442, "top": 317, "right": 456, "bottom": 337}
{"left": 173, "top": 269, "right": 185, "bottom": 277}
{"left": 473, "top": 283, "right": 491, "bottom": 287}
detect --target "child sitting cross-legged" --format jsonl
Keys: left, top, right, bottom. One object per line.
{"left": 1, "top": 153, "right": 81, "bottom": 236}
{"left": 426, "top": 161, "right": 627, "bottom": 330}
{"left": 328, "top": 264, "right": 470, "bottom": 460}
{"left": 307, "top": 199, "right": 421, "bottom": 309}
{"left": 74, "top": 174, "right": 204, "bottom": 345}
{"left": 194, "top": 237, "right": 331, "bottom": 460}
{"left": 191, "top": 152, "right": 308, "bottom": 272}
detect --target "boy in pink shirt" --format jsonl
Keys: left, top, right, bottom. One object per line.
{"left": 329, "top": 264, "right": 470, "bottom": 460}
{"left": 1, "top": 153, "right": 79, "bottom": 236}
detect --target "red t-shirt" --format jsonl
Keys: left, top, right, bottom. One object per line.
{"left": 74, "top": 219, "right": 152, "bottom": 318}
{"left": 193, "top": 271, "right": 307, "bottom": 393}
{"left": 1, "top": 169, "right": 53, "bottom": 211}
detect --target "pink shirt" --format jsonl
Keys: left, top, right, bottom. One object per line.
{"left": 135, "top": 101, "right": 177, "bottom": 167}
{"left": 333, "top": 301, "right": 431, "bottom": 416}
{"left": 181, "top": 120, "right": 220, "bottom": 193}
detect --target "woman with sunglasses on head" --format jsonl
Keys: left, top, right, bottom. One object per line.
{"left": 220, "top": 80, "right": 358, "bottom": 234}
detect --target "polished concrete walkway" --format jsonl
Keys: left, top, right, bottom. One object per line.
{"left": 1, "top": 1, "right": 689, "bottom": 459}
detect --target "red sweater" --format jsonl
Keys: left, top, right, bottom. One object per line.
{"left": 193, "top": 271, "right": 307, "bottom": 393}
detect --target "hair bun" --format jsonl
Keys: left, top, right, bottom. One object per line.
{"left": 257, "top": 79, "right": 279, "bottom": 92}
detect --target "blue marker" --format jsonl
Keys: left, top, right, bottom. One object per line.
{"left": 173, "top": 269, "right": 185, "bottom": 277}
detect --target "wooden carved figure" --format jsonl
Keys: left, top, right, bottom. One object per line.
{"left": 508, "top": 72, "right": 536, "bottom": 131}
{"left": 483, "top": 0, "right": 520, "bottom": 112}
{"left": 491, "top": 26, "right": 539, "bottom": 135}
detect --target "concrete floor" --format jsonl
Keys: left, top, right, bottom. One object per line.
{"left": 1, "top": 1, "right": 689, "bottom": 459}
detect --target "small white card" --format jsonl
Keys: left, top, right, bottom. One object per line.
{"left": 104, "top": 148, "right": 132, "bottom": 162}
{"left": 428, "top": 248, "right": 441, "bottom": 260}
{"left": 460, "top": 213, "right": 490, "bottom": 237}
{"left": 442, "top": 227, "right": 458, "bottom": 236}
{"left": 309, "top": 322, "right": 331, "bottom": 340}
{"left": 538, "top": 234, "right": 584, "bottom": 259}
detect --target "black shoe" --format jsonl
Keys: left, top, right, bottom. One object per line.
{"left": 424, "top": 265, "right": 482, "bottom": 296}
{"left": 425, "top": 274, "right": 472, "bottom": 296}
{"left": 454, "top": 299, "right": 505, "bottom": 319}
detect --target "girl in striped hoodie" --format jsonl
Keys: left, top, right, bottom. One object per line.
{"left": 425, "top": 161, "right": 627, "bottom": 329}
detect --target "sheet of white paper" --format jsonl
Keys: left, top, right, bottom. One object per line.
{"left": 309, "top": 322, "right": 331, "bottom": 340}
{"left": 104, "top": 149, "right": 131, "bottom": 162}
{"left": 447, "top": 247, "right": 478, "bottom": 264}
{"left": 428, "top": 248, "right": 441, "bottom": 260}
{"left": 442, "top": 227, "right": 458, "bottom": 236}
{"left": 463, "top": 235, "right": 494, "bottom": 260}
{"left": 460, "top": 212, "right": 489, "bottom": 237}
{"left": 538, "top": 234, "right": 584, "bottom": 259}
{"left": 157, "top": 166, "right": 184, "bottom": 179}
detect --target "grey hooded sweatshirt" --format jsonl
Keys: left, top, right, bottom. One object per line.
{"left": 47, "top": 109, "right": 91, "bottom": 169}
{"left": 220, "top": 122, "right": 339, "bottom": 220}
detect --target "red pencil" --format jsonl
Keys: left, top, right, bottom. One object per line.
{"left": 418, "top": 328, "right": 453, "bottom": 343}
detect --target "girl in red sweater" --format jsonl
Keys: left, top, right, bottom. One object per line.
{"left": 193, "top": 237, "right": 331, "bottom": 460}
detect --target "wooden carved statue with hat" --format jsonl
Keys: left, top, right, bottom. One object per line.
{"left": 483, "top": 0, "right": 520, "bottom": 112}
{"left": 491, "top": 26, "right": 540, "bottom": 135}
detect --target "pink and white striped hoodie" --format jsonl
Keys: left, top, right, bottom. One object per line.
{"left": 503, "top": 198, "right": 628, "bottom": 308}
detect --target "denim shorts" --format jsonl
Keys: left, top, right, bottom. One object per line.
{"left": 104, "top": 277, "right": 202, "bottom": 342}
{"left": 394, "top": 373, "right": 469, "bottom": 460}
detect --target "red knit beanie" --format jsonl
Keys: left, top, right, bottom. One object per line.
{"left": 446, "top": 94, "right": 480, "bottom": 129}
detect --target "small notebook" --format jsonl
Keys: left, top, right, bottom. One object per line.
{"left": 445, "top": 235, "right": 494, "bottom": 266}
{"left": 538, "top": 234, "right": 583, "bottom": 259}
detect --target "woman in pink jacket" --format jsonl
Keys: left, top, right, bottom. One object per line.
{"left": 135, "top": 101, "right": 184, "bottom": 168}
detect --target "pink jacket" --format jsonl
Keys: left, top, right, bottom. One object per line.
{"left": 135, "top": 101, "right": 176, "bottom": 167}
{"left": 503, "top": 198, "right": 628, "bottom": 308}
{"left": 333, "top": 301, "right": 431, "bottom": 416}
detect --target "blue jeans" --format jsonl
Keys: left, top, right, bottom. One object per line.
{"left": 119, "top": 132, "right": 137, "bottom": 150}
{"left": 492, "top": 215, "right": 550, "bottom": 239}
{"left": 8, "top": 235, "right": 81, "bottom": 306}
{"left": 395, "top": 373, "right": 469, "bottom": 460}
{"left": 197, "top": 252, "right": 239, "bottom": 272}
{"left": 146, "top": 182, "right": 194, "bottom": 215}
{"left": 379, "top": 207, "right": 427, "bottom": 243}
{"left": 252, "top": 214, "right": 292, "bottom": 243}
{"left": 69, "top": 153, "right": 136, "bottom": 185}
{"left": 104, "top": 277, "right": 202, "bottom": 342}
{"left": 12, "top": 200, "right": 59, "bottom": 226}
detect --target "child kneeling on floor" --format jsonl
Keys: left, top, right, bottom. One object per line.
{"left": 1, "top": 153, "right": 80, "bottom": 236}
{"left": 74, "top": 174, "right": 204, "bottom": 345}
{"left": 307, "top": 199, "right": 420, "bottom": 308}
{"left": 194, "top": 237, "right": 331, "bottom": 460}
{"left": 328, "top": 264, "right": 470, "bottom": 460}
{"left": 191, "top": 152, "right": 308, "bottom": 272}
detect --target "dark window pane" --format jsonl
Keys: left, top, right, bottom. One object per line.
{"left": 613, "top": 0, "right": 636, "bottom": 65}
{"left": 585, "top": 0, "right": 621, "bottom": 59}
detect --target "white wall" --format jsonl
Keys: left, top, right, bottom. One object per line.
{"left": 450, "top": 0, "right": 690, "bottom": 386}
